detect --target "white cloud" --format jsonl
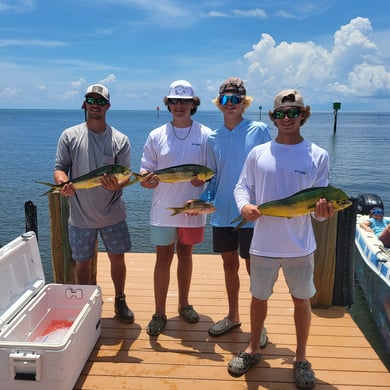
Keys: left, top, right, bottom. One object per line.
{"left": 204, "top": 8, "right": 267, "bottom": 18}
{"left": 0, "top": 0, "right": 34, "bottom": 13}
{"left": 99, "top": 74, "right": 117, "bottom": 85}
{"left": 243, "top": 17, "right": 390, "bottom": 106}
{"left": 0, "top": 39, "right": 66, "bottom": 48}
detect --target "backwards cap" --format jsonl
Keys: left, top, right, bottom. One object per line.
{"left": 219, "top": 77, "right": 246, "bottom": 96}
{"left": 273, "top": 89, "right": 304, "bottom": 110}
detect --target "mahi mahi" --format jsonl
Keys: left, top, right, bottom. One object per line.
{"left": 231, "top": 185, "right": 352, "bottom": 229}
{"left": 168, "top": 199, "right": 216, "bottom": 216}
{"left": 36, "top": 164, "right": 132, "bottom": 195}
{"left": 130, "top": 164, "right": 214, "bottom": 184}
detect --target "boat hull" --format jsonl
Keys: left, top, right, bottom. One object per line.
{"left": 355, "top": 219, "right": 390, "bottom": 353}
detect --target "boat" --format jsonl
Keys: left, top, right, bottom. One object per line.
{"left": 355, "top": 193, "right": 390, "bottom": 353}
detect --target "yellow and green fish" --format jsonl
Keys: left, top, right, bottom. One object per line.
{"left": 168, "top": 199, "right": 216, "bottom": 216}
{"left": 232, "top": 185, "right": 352, "bottom": 229}
{"left": 36, "top": 164, "right": 132, "bottom": 195}
{"left": 130, "top": 164, "right": 214, "bottom": 184}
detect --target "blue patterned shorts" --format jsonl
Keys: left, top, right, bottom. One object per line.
{"left": 68, "top": 221, "right": 131, "bottom": 262}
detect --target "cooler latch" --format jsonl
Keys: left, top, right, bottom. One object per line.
{"left": 9, "top": 351, "right": 41, "bottom": 381}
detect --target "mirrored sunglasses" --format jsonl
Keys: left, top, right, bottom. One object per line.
{"left": 274, "top": 108, "right": 301, "bottom": 119}
{"left": 218, "top": 95, "right": 242, "bottom": 105}
{"left": 371, "top": 209, "right": 384, "bottom": 215}
{"left": 85, "top": 96, "right": 109, "bottom": 106}
{"left": 167, "top": 98, "right": 192, "bottom": 105}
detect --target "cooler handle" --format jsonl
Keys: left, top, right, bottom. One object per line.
{"left": 9, "top": 351, "right": 41, "bottom": 381}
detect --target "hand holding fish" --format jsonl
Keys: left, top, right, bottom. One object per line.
{"left": 140, "top": 172, "right": 159, "bottom": 189}
{"left": 100, "top": 173, "right": 122, "bottom": 191}
{"left": 313, "top": 198, "right": 335, "bottom": 218}
{"left": 240, "top": 204, "right": 262, "bottom": 222}
{"left": 190, "top": 176, "right": 206, "bottom": 187}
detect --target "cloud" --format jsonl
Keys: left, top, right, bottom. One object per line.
{"left": 243, "top": 17, "right": 390, "bottom": 105}
{"left": 0, "top": 0, "right": 34, "bottom": 14}
{"left": 99, "top": 74, "right": 117, "bottom": 85}
{"left": 204, "top": 8, "right": 267, "bottom": 18}
{"left": 0, "top": 39, "right": 66, "bottom": 48}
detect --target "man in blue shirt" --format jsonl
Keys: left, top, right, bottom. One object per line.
{"left": 200, "top": 77, "right": 272, "bottom": 342}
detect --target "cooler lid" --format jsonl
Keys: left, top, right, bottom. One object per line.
{"left": 0, "top": 232, "right": 45, "bottom": 329}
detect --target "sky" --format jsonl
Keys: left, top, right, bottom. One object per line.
{"left": 1, "top": 0, "right": 390, "bottom": 112}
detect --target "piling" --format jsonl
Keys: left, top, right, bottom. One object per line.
{"left": 48, "top": 192, "right": 97, "bottom": 284}
{"left": 333, "top": 102, "right": 341, "bottom": 133}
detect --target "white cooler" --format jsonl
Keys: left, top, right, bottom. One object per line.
{"left": 0, "top": 232, "right": 102, "bottom": 390}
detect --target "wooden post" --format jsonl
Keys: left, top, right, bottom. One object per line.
{"left": 48, "top": 192, "right": 97, "bottom": 284}
{"left": 333, "top": 102, "right": 341, "bottom": 133}
{"left": 311, "top": 214, "right": 338, "bottom": 308}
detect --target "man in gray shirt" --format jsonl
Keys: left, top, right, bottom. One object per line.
{"left": 54, "top": 83, "right": 134, "bottom": 323}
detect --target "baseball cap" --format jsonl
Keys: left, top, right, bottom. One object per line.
{"left": 166, "top": 80, "right": 195, "bottom": 99}
{"left": 85, "top": 84, "right": 110, "bottom": 101}
{"left": 219, "top": 77, "right": 246, "bottom": 96}
{"left": 273, "top": 89, "right": 304, "bottom": 110}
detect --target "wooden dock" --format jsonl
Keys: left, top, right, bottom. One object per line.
{"left": 74, "top": 252, "right": 390, "bottom": 389}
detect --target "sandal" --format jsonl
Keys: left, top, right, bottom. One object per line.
{"left": 227, "top": 351, "right": 261, "bottom": 377}
{"left": 146, "top": 313, "right": 167, "bottom": 336}
{"left": 179, "top": 305, "right": 199, "bottom": 323}
{"left": 294, "top": 361, "right": 316, "bottom": 389}
{"left": 208, "top": 317, "right": 241, "bottom": 336}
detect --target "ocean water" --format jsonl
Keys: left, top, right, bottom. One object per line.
{"left": 0, "top": 108, "right": 389, "bottom": 283}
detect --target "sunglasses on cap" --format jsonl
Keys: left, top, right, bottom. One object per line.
{"left": 218, "top": 95, "right": 242, "bottom": 105}
{"left": 167, "top": 98, "right": 193, "bottom": 105}
{"left": 85, "top": 96, "right": 109, "bottom": 106}
{"left": 274, "top": 108, "right": 301, "bottom": 119}
{"left": 371, "top": 208, "right": 384, "bottom": 215}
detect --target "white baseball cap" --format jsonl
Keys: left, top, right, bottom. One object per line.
{"left": 166, "top": 80, "right": 195, "bottom": 99}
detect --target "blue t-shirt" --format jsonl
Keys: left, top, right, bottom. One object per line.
{"left": 370, "top": 217, "right": 390, "bottom": 236}
{"left": 200, "top": 119, "right": 271, "bottom": 227}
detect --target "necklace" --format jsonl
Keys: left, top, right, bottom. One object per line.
{"left": 171, "top": 121, "right": 193, "bottom": 141}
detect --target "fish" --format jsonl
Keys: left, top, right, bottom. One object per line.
{"left": 231, "top": 185, "right": 352, "bottom": 229}
{"left": 36, "top": 164, "right": 132, "bottom": 195}
{"left": 168, "top": 199, "right": 216, "bottom": 216}
{"left": 130, "top": 164, "right": 214, "bottom": 184}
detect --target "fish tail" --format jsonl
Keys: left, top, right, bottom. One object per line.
{"left": 231, "top": 216, "right": 249, "bottom": 231}
{"left": 35, "top": 181, "right": 59, "bottom": 195}
{"left": 167, "top": 208, "right": 180, "bottom": 216}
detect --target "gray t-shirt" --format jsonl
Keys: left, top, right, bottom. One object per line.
{"left": 55, "top": 122, "right": 131, "bottom": 228}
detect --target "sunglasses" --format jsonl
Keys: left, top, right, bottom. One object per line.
{"left": 218, "top": 95, "right": 242, "bottom": 105}
{"left": 85, "top": 96, "right": 109, "bottom": 106}
{"left": 371, "top": 209, "right": 384, "bottom": 216}
{"left": 168, "top": 98, "right": 193, "bottom": 105}
{"left": 274, "top": 108, "right": 301, "bottom": 119}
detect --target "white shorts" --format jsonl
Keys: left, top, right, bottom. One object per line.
{"left": 250, "top": 254, "right": 316, "bottom": 300}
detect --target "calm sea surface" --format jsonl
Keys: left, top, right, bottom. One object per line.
{"left": 1, "top": 109, "right": 389, "bottom": 280}
{"left": 1, "top": 108, "right": 390, "bottom": 368}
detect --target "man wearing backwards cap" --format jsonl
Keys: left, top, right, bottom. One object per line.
{"left": 199, "top": 77, "right": 271, "bottom": 345}
{"left": 229, "top": 88, "right": 335, "bottom": 387}
{"left": 54, "top": 83, "right": 135, "bottom": 324}
{"left": 140, "top": 80, "right": 212, "bottom": 336}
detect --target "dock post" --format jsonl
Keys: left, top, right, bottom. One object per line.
{"left": 48, "top": 192, "right": 97, "bottom": 284}
{"left": 333, "top": 102, "right": 341, "bottom": 133}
